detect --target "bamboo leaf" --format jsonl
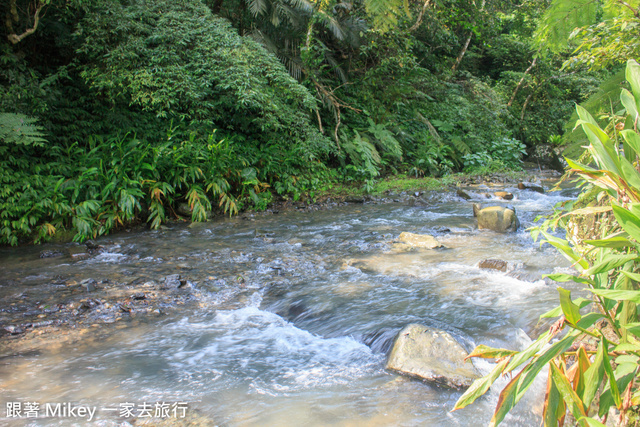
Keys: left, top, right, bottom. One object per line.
{"left": 504, "top": 330, "right": 552, "bottom": 372}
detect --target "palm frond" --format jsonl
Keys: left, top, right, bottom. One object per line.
{"left": 246, "top": 0, "right": 269, "bottom": 17}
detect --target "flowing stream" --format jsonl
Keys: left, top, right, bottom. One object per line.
{"left": 0, "top": 180, "right": 581, "bottom": 426}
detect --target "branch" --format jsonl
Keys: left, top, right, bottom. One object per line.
{"left": 617, "top": 0, "right": 640, "bottom": 18}
{"left": 409, "top": 0, "right": 432, "bottom": 32}
{"left": 508, "top": 57, "right": 537, "bottom": 107}
{"left": 7, "top": 1, "right": 45, "bottom": 45}
{"left": 520, "top": 93, "right": 533, "bottom": 121}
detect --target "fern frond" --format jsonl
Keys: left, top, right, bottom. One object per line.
{"left": 533, "top": 0, "right": 598, "bottom": 53}
{"left": 0, "top": 113, "right": 47, "bottom": 147}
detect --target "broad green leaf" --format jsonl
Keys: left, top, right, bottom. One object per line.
{"left": 550, "top": 362, "right": 587, "bottom": 419}
{"left": 620, "top": 129, "right": 640, "bottom": 159}
{"left": 578, "top": 417, "right": 607, "bottom": 427}
{"left": 576, "top": 312, "right": 604, "bottom": 329}
{"left": 583, "top": 340, "right": 605, "bottom": 408}
{"left": 614, "top": 342, "right": 640, "bottom": 352}
{"left": 621, "top": 270, "right": 640, "bottom": 282}
{"left": 574, "top": 346, "right": 591, "bottom": 399}
{"left": 466, "top": 345, "right": 518, "bottom": 360}
{"left": 591, "top": 288, "right": 640, "bottom": 303}
{"left": 544, "top": 273, "right": 594, "bottom": 285}
{"left": 612, "top": 204, "right": 640, "bottom": 242}
{"left": 626, "top": 59, "right": 640, "bottom": 110}
{"left": 559, "top": 287, "right": 582, "bottom": 324}
{"left": 453, "top": 358, "right": 510, "bottom": 410}
{"left": 541, "top": 230, "right": 589, "bottom": 270}
{"left": 514, "top": 332, "right": 578, "bottom": 404}
{"left": 619, "top": 157, "right": 640, "bottom": 198}
{"left": 504, "top": 330, "right": 552, "bottom": 372}
{"left": 584, "top": 236, "right": 633, "bottom": 249}
{"left": 543, "top": 374, "right": 564, "bottom": 427}
{"left": 540, "top": 298, "right": 592, "bottom": 319}
{"left": 584, "top": 254, "right": 638, "bottom": 276}
{"left": 565, "top": 157, "right": 599, "bottom": 174}
{"left": 601, "top": 337, "right": 621, "bottom": 408}
{"left": 489, "top": 367, "right": 525, "bottom": 427}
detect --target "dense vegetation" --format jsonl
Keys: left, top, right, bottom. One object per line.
{"left": 0, "top": 0, "right": 628, "bottom": 244}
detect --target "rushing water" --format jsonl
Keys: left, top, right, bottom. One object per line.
{"left": 0, "top": 181, "right": 581, "bottom": 426}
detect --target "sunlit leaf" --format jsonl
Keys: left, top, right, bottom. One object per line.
{"left": 453, "top": 359, "right": 510, "bottom": 411}
{"left": 559, "top": 287, "right": 582, "bottom": 324}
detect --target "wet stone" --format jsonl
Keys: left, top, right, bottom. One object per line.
{"left": 40, "top": 250, "right": 64, "bottom": 259}
{"left": 518, "top": 181, "right": 544, "bottom": 193}
{"left": 5, "top": 325, "right": 25, "bottom": 335}
{"left": 81, "top": 279, "right": 97, "bottom": 292}
{"left": 478, "top": 259, "right": 508, "bottom": 272}
{"left": 494, "top": 191, "right": 514, "bottom": 200}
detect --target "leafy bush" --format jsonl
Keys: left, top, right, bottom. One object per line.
{"left": 463, "top": 137, "right": 526, "bottom": 172}
{"left": 456, "top": 59, "right": 640, "bottom": 426}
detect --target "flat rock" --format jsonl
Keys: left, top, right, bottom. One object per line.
{"left": 395, "top": 232, "right": 443, "bottom": 249}
{"left": 386, "top": 324, "right": 480, "bottom": 389}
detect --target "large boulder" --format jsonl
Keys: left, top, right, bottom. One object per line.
{"left": 393, "top": 231, "right": 442, "bottom": 250}
{"left": 386, "top": 324, "right": 481, "bottom": 389}
{"left": 476, "top": 206, "right": 519, "bottom": 232}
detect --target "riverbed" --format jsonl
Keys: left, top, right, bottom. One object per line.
{"left": 0, "top": 179, "right": 580, "bottom": 426}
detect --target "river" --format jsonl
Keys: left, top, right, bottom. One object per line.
{"left": 0, "top": 180, "right": 580, "bottom": 426}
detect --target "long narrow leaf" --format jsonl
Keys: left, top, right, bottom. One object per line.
{"left": 558, "top": 287, "right": 582, "bottom": 324}
{"left": 453, "top": 359, "right": 510, "bottom": 411}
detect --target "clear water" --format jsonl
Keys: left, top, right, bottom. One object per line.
{"left": 0, "top": 182, "right": 581, "bottom": 426}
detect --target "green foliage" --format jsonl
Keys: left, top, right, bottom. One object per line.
{"left": 463, "top": 137, "right": 527, "bottom": 172}
{"left": 533, "top": 0, "right": 598, "bottom": 53}
{"left": 0, "top": 122, "right": 308, "bottom": 245}
{"left": 77, "top": 0, "right": 331, "bottom": 157}
{"left": 0, "top": 113, "right": 47, "bottom": 146}
{"left": 457, "top": 59, "right": 640, "bottom": 426}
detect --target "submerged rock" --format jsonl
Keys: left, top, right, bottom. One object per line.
{"left": 518, "top": 182, "right": 544, "bottom": 193}
{"left": 386, "top": 324, "right": 480, "bottom": 389}
{"left": 456, "top": 189, "right": 472, "bottom": 200}
{"left": 478, "top": 259, "right": 508, "bottom": 272}
{"left": 476, "top": 206, "right": 519, "bottom": 232}
{"left": 394, "top": 232, "right": 443, "bottom": 250}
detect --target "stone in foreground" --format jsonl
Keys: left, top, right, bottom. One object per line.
{"left": 476, "top": 206, "right": 519, "bottom": 232}
{"left": 396, "top": 232, "right": 443, "bottom": 249}
{"left": 386, "top": 324, "right": 481, "bottom": 389}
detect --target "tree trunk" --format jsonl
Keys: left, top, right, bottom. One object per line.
{"left": 508, "top": 57, "right": 537, "bottom": 107}
{"left": 450, "top": 0, "right": 485, "bottom": 73}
